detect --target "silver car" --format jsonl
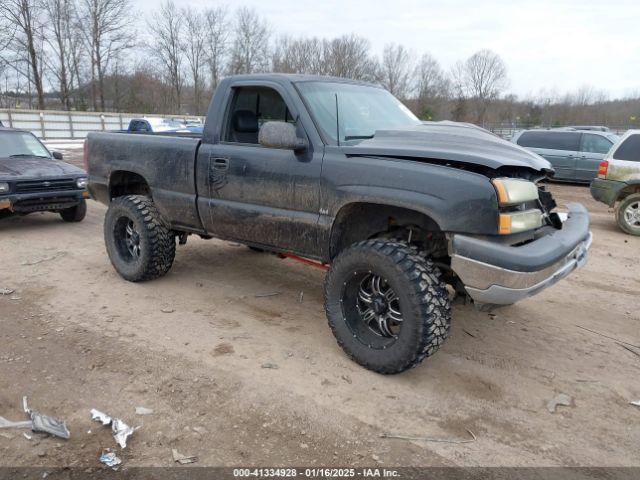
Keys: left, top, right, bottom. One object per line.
{"left": 511, "top": 129, "right": 619, "bottom": 183}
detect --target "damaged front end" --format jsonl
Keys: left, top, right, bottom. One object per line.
{"left": 449, "top": 169, "right": 592, "bottom": 311}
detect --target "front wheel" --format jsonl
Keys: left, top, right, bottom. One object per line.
{"left": 60, "top": 199, "right": 87, "bottom": 222}
{"left": 324, "top": 239, "right": 451, "bottom": 374}
{"left": 616, "top": 193, "right": 640, "bottom": 236}
{"left": 104, "top": 195, "right": 176, "bottom": 282}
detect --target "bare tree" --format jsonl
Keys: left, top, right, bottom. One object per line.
{"left": 78, "top": 0, "right": 134, "bottom": 111}
{"left": 452, "top": 49, "right": 508, "bottom": 124}
{"left": 42, "top": 0, "right": 77, "bottom": 109}
{"left": 203, "top": 6, "right": 228, "bottom": 93}
{"left": 0, "top": 0, "right": 46, "bottom": 109}
{"left": 182, "top": 6, "right": 207, "bottom": 114}
{"left": 321, "top": 34, "right": 377, "bottom": 81}
{"left": 414, "top": 53, "right": 450, "bottom": 119}
{"left": 229, "top": 7, "right": 270, "bottom": 75}
{"left": 148, "top": 0, "right": 184, "bottom": 111}
{"left": 272, "top": 35, "right": 324, "bottom": 74}
{"left": 378, "top": 43, "right": 414, "bottom": 99}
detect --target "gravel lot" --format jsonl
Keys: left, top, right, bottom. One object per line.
{"left": 0, "top": 145, "right": 638, "bottom": 469}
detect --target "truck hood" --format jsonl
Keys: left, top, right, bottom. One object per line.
{"left": 345, "top": 122, "right": 552, "bottom": 172}
{"left": 0, "top": 156, "right": 84, "bottom": 180}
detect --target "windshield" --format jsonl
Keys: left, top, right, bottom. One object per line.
{"left": 296, "top": 82, "right": 420, "bottom": 145}
{"left": 0, "top": 131, "right": 51, "bottom": 158}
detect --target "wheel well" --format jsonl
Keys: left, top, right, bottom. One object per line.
{"left": 329, "top": 203, "right": 445, "bottom": 259}
{"left": 618, "top": 184, "right": 640, "bottom": 201}
{"left": 109, "top": 171, "right": 151, "bottom": 199}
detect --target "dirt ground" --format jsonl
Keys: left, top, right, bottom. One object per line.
{"left": 0, "top": 145, "right": 639, "bottom": 470}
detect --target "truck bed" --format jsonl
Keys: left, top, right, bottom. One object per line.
{"left": 86, "top": 131, "right": 204, "bottom": 231}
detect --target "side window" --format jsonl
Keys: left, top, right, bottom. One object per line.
{"left": 225, "top": 87, "right": 293, "bottom": 144}
{"left": 581, "top": 134, "right": 612, "bottom": 154}
{"left": 517, "top": 131, "right": 579, "bottom": 151}
{"left": 613, "top": 134, "right": 640, "bottom": 162}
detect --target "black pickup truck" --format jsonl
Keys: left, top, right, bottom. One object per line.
{"left": 86, "top": 74, "right": 592, "bottom": 374}
{"left": 1, "top": 127, "right": 88, "bottom": 222}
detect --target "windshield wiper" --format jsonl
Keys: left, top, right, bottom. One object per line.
{"left": 344, "top": 134, "right": 375, "bottom": 141}
{"left": 9, "top": 154, "right": 50, "bottom": 158}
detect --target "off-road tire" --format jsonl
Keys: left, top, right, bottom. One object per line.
{"left": 104, "top": 195, "right": 176, "bottom": 282}
{"left": 324, "top": 239, "right": 451, "bottom": 374}
{"left": 616, "top": 193, "right": 640, "bottom": 236}
{"left": 59, "top": 199, "right": 87, "bottom": 222}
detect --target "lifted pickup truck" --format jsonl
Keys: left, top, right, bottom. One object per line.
{"left": 1, "top": 127, "right": 88, "bottom": 222}
{"left": 87, "top": 74, "right": 592, "bottom": 374}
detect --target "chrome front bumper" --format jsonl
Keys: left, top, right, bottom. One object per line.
{"left": 450, "top": 203, "right": 592, "bottom": 310}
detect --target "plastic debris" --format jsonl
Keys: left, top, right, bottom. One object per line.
{"left": 90, "top": 409, "right": 138, "bottom": 448}
{"left": 90, "top": 409, "right": 112, "bottom": 426}
{"left": 630, "top": 400, "right": 640, "bottom": 407}
{"left": 161, "top": 308, "right": 175, "bottom": 313}
{"left": 254, "top": 292, "right": 281, "bottom": 298}
{"left": 135, "top": 406, "right": 153, "bottom": 416}
{"left": 381, "top": 429, "right": 476, "bottom": 444}
{"left": 172, "top": 448, "right": 198, "bottom": 464}
{"left": 261, "top": 362, "right": 279, "bottom": 369}
{"left": 547, "top": 393, "right": 573, "bottom": 413}
{"left": 0, "top": 416, "right": 32, "bottom": 429}
{"left": 0, "top": 288, "right": 14, "bottom": 295}
{"left": 23, "top": 432, "right": 32, "bottom": 440}
{"left": 100, "top": 450, "right": 122, "bottom": 470}
{"left": 112, "top": 418, "right": 137, "bottom": 448}
{"left": 23, "top": 397, "right": 70, "bottom": 439}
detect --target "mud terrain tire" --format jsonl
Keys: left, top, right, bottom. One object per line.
{"left": 104, "top": 195, "right": 176, "bottom": 282}
{"left": 324, "top": 239, "right": 451, "bottom": 374}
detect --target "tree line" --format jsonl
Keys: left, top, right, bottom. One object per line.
{"left": 1, "top": 0, "right": 638, "bottom": 128}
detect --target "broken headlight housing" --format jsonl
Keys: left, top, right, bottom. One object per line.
{"left": 76, "top": 177, "right": 88, "bottom": 189}
{"left": 492, "top": 178, "right": 543, "bottom": 235}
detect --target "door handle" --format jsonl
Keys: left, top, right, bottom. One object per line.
{"left": 212, "top": 157, "right": 229, "bottom": 170}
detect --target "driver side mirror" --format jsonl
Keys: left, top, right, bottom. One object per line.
{"left": 259, "top": 121, "right": 307, "bottom": 152}
{"left": 52, "top": 151, "right": 63, "bottom": 160}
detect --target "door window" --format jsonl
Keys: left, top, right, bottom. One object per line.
{"left": 580, "top": 134, "right": 612, "bottom": 154}
{"left": 517, "top": 131, "right": 580, "bottom": 151}
{"left": 225, "top": 87, "right": 293, "bottom": 144}
{"left": 613, "top": 134, "right": 640, "bottom": 162}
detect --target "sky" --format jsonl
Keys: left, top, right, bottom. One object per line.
{"left": 139, "top": 0, "right": 639, "bottom": 99}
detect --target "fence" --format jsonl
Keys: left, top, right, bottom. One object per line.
{"left": 485, "top": 123, "right": 633, "bottom": 140}
{"left": 0, "top": 109, "right": 205, "bottom": 140}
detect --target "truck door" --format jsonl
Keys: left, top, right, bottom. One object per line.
{"left": 197, "top": 84, "right": 323, "bottom": 256}
{"left": 577, "top": 133, "right": 614, "bottom": 182}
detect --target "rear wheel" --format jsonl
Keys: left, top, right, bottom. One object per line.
{"left": 324, "top": 239, "right": 451, "bottom": 374}
{"left": 59, "top": 199, "right": 86, "bottom": 222}
{"left": 616, "top": 193, "right": 640, "bottom": 236}
{"left": 104, "top": 195, "right": 176, "bottom": 281}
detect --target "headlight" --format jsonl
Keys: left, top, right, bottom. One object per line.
{"left": 492, "top": 178, "right": 539, "bottom": 206}
{"left": 499, "top": 209, "right": 543, "bottom": 235}
{"left": 76, "top": 177, "right": 88, "bottom": 189}
{"left": 0, "top": 182, "right": 9, "bottom": 194}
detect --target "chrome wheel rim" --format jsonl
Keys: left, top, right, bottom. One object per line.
{"left": 623, "top": 201, "right": 640, "bottom": 227}
{"left": 125, "top": 220, "right": 141, "bottom": 259}
{"left": 357, "top": 274, "right": 403, "bottom": 338}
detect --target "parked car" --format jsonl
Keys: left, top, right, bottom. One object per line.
{"left": 0, "top": 127, "right": 88, "bottom": 222}
{"left": 86, "top": 74, "right": 592, "bottom": 374}
{"left": 590, "top": 130, "right": 640, "bottom": 235}
{"left": 126, "top": 117, "right": 189, "bottom": 133}
{"left": 511, "top": 129, "right": 619, "bottom": 183}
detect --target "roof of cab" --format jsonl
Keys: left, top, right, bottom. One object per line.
{"left": 223, "top": 73, "right": 378, "bottom": 88}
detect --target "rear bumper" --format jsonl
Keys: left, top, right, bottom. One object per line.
{"left": 450, "top": 203, "right": 592, "bottom": 309}
{"left": 590, "top": 178, "right": 625, "bottom": 207}
{"left": 0, "top": 190, "right": 87, "bottom": 213}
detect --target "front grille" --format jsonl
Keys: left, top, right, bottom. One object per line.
{"left": 15, "top": 178, "right": 77, "bottom": 193}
